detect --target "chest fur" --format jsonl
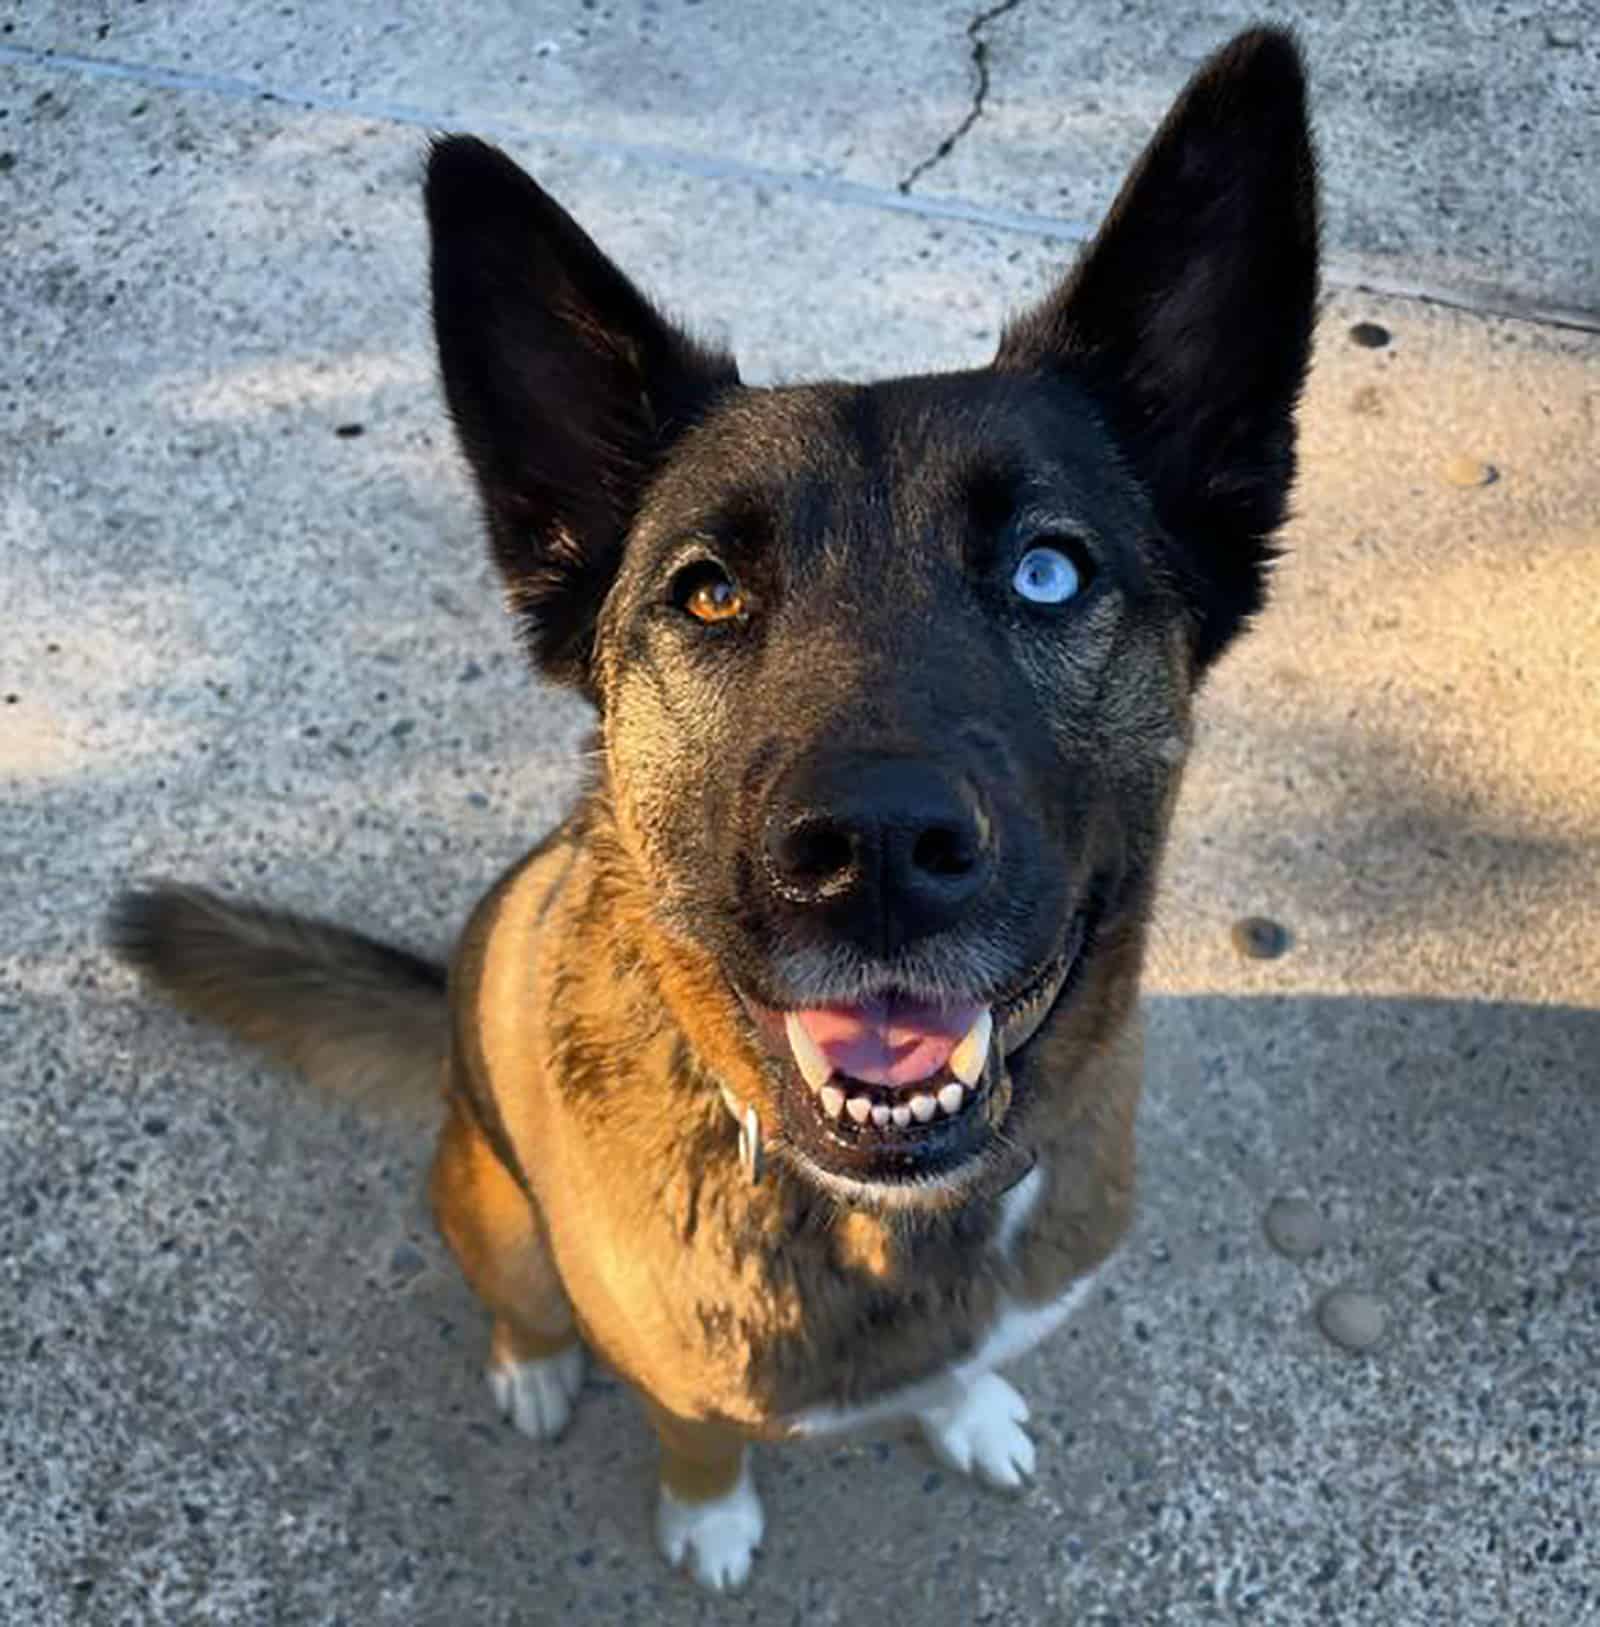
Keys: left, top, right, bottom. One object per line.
{"left": 459, "top": 831, "right": 1140, "bottom": 1433}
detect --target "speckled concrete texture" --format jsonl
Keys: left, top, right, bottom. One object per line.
{"left": 7, "top": 0, "right": 1599, "bottom": 322}
{"left": 3, "top": 7, "right": 1597, "bottom": 1625}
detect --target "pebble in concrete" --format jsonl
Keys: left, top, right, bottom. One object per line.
{"left": 1316, "top": 1288, "right": 1388, "bottom": 1353}
{"left": 1349, "top": 320, "right": 1392, "bottom": 348}
{"left": 1232, "top": 916, "right": 1291, "bottom": 959}
{"left": 1443, "top": 454, "right": 1498, "bottom": 487}
{"left": 1263, "top": 1196, "right": 1329, "bottom": 1260}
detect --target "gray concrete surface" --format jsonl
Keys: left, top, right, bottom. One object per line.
{"left": 3, "top": 4, "right": 1597, "bottom": 1624}
{"left": 7, "top": 0, "right": 1600, "bottom": 325}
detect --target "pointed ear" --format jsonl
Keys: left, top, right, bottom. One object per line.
{"left": 425, "top": 137, "right": 739, "bottom": 692}
{"left": 996, "top": 28, "right": 1319, "bottom": 670}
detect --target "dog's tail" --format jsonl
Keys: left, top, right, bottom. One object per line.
{"left": 107, "top": 883, "right": 449, "bottom": 1118}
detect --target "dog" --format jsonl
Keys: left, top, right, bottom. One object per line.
{"left": 109, "top": 27, "right": 1318, "bottom": 1592}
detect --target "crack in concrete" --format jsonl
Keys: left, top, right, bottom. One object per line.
{"left": 898, "top": 0, "right": 1025, "bottom": 195}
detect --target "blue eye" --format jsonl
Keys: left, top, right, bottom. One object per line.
{"left": 1012, "top": 545, "right": 1082, "bottom": 605}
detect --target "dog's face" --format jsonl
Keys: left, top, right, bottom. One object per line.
{"left": 426, "top": 31, "right": 1317, "bottom": 1207}
{"left": 591, "top": 374, "right": 1186, "bottom": 1200}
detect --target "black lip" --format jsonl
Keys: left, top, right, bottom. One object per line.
{"left": 995, "top": 903, "right": 1098, "bottom": 1050}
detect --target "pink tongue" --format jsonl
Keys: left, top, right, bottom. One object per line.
{"left": 796, "top": 998, "right": 985, "bottom": 1088}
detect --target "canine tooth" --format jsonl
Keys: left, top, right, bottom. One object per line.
{"left": 784, "top": 1011, "right": 834, "bottom": 1090}
{"left": 910, "top": 1094, "right": 937, "bottom": 1123}
{"left": 937, "top": 1082, "right": 965, "bottom": 1116}
{"left": 871, "top": 1104, "right": 891, "bottom": 1128}
{"left": 948, "top": 1008, "right": 993, "bottom": 1087}
{"left": 819, "top": 1084, "right": 845, "bottom": 1119}
{"left": 846, "top": 1095, "right": 872, "bottom": 1125}
{"left": 739, "top": 1105, "right": 764, "bottom": 1186}
{"left": 892, "top": 1105, "right": 912, "bottom": 1129}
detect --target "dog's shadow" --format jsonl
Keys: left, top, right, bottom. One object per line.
{"left": 345, "top": 989, "right": 1593, "bottom": 1615}
{"left": 24, "top": 981, "right": 1596, "bottom": 1613}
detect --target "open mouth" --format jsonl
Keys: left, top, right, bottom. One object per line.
{"left": 732, "top": 909, "right": 1093, "bottom": 1196}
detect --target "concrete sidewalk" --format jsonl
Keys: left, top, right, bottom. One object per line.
{"left": 3, "top": 5, "right": 1597, "bottom": 1623}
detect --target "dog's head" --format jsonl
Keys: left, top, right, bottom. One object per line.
{"left": 426, "top": 29, "right": 1318, "bottom": 1210}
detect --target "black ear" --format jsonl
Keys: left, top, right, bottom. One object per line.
{"left": 996, "top": 28, "right": 1319, "bottom": 670}
{"left": 425, "top": 137, "right": 739, "bottom": 691}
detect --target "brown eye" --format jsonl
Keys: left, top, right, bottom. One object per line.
{"left": 678, "top": 564, "right": 746, "bottom": 624}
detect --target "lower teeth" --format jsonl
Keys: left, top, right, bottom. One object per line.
{"left": 814, "top": 1079, "right": 976, "bottom": 1132}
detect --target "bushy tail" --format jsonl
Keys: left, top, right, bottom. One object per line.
{"left": 108, "top": 883, "right": 450, "bottom": 1118}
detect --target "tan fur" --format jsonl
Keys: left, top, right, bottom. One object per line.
{"left": 429, "top": 1095, "right": 576, "bottom": 1358}
{"left": 113, "top": 762, "right": 1156, "bottom": 1562}
{"left": 442, "top": 796, "right": 1142, "bottom": 1442}
{"left": 645, "top": 1401, "right": 749, "bottom": 1503}
{"left": 113, "top": 798, "right": 1151, "bottom": 1509}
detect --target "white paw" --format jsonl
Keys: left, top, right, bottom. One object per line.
{"left": 655, "top": 1459, "right": 764, "bottom": 1593}
{"left": 487, "top": 1342, "right": 585, "bottom": 1442}
{"left": 918, "top": 1371, "right": 1036, "bottom": 1490}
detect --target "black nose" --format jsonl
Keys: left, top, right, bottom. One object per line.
{"left": 762, "top": 755, "right": 992, "bottom": 953}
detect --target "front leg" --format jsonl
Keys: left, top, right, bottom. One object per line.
{"left": 646, "top": 1401, "right": 764, "bottom": 1593}
{"left": 916, "top": 1248, "right": 1109, "bottom": 1489}
{"left": 430, "top": 1096, "right": 587, "bottom": 1442}
{"left": 917, "top": 1371, "right": 1036, "bottom": 1490}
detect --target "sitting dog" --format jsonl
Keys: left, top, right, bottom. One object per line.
{"left": 111, "top": 27, "right": 1318, "bottom": 1591}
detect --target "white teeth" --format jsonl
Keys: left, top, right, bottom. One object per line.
{"left": 819, "top": 1084, "right": 845, "bottom": 1119}
{"left": 846, "top": 1095, "right": 872, "bottom": 1125}
{"left": 785, "top": 1011, "right": 834, "bottom": 1091}
{"left": 871, "top": 1103, "right": 891, "bottom": 1128}
{"left": 948, "top": 1008, "right": 993, "bottom": 1087}
{"left": 910, "top": 1094, "right": 938, "bottom": 1123}
{"left": 937, "top": 1082, "right": 965, "bottom": 1116}
{"left": 891, "top": 1105, "right": 912, "bottom": 1128}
